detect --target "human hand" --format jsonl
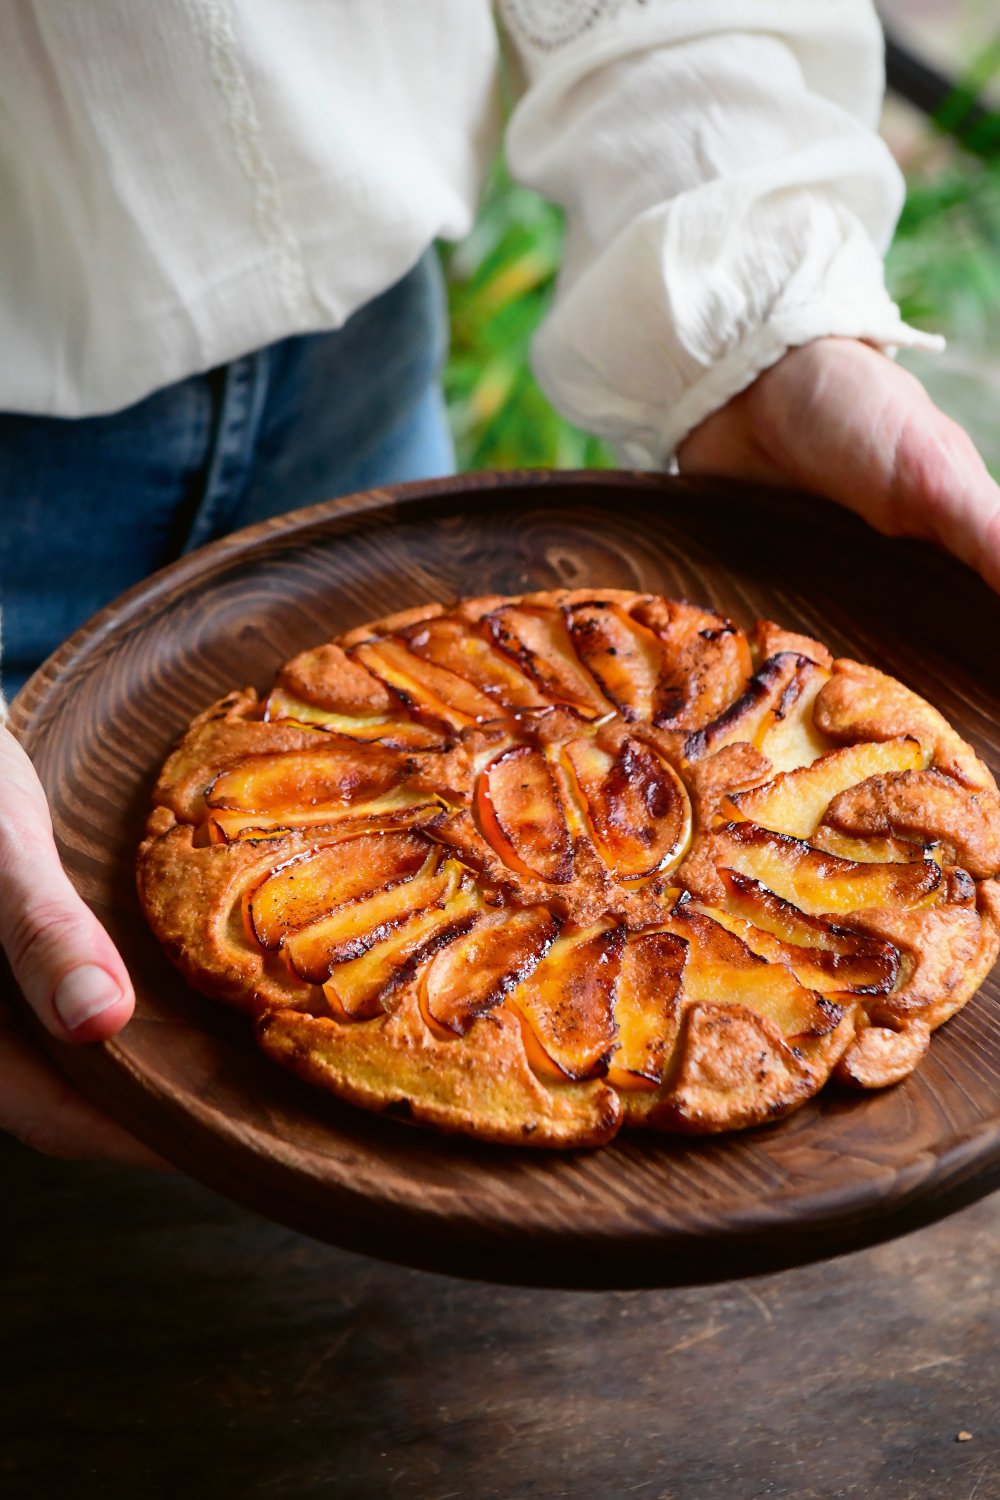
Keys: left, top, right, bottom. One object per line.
{"left": 677, "top": 337, "right": 1000, "bottom": 595}
{"left": 0, "top": 725, "right": 162, "bottom": 1166}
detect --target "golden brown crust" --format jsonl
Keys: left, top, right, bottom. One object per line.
{"left": 137, "top": 823, "right": 319, "bottom": 1014}
{"left": 138, "top": 588, "right": 1000, "bottom": 1146}
{"left": 815, "top": 661, "right": 996, "bottom": 791}
{"left": 825, "top": 768, "right": 1000, "bottom": 878}
{"left": 256, "top": 998, "right": 622, "bottom": 1148}
{"left": 976, "top": 877, "right": 1000, "bottom": 935}
{"left": 277, "top": 643, "right": 396, "bottom": 715}
{"left": 752, "top": 619, "right": 833, "bottom": 671}
{"left": 641, "top": 1004, "right": 818, "bottom": 1133}
{"left": 848, "top": 902, "right": 1000, "bottom": 1034}
{"left": 834, "top": 1020, "right": 932, "bottom": 1090}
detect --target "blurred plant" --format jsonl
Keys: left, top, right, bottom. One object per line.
{"left": 883, "top": 29, "right": 1000, "bottom": 476}
{"left": 887, "top": 140, "right": 1000, "bottom": 344}
{"left": 440, "top": 161, "right": 614, "bottom": 472}
{"left": 443, "top": 31, "right": 1000, "bottom": 473}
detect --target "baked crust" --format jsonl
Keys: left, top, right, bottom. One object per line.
{"left": 137, "top": 590, "right": 1000, "bottom": 1146}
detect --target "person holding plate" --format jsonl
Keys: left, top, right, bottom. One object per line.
{"left": 1, "top": 0, "right": 997, "bottom": 1163}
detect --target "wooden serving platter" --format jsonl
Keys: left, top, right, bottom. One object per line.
{"left": 10, "top": 471, "right": 1000, "bottom": 1289}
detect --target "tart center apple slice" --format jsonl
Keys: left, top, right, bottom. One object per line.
{"left": 507, "top": 921, "right": 625, "bottom": 1080}
{"left": 563, "top": 735, "right": 691, "bottom": 880}
{"left": 477, "top": 744, "right": 573, "bottom": 883}
{"left": 715, "top": 822, "right": 943, "bottom": 916}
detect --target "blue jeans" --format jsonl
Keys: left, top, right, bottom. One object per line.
{"left": 0, "top": 252, "right": 454, "bottom": 699}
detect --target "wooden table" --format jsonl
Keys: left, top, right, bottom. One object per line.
{"left": 4, "top": 1138, "right": 998, "bottom": 1499}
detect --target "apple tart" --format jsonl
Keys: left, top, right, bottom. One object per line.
{"left": 137, "top": 590, "right": 1000, "bottom": 1148}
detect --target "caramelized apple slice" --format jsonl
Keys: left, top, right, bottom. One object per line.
{"left": 608, "top": 930, "right": 687, "bottom": 1084}
{"left": 264, "top": 686, "right": 388, "bottom": 731}
{"left": 207, "top": 786, "right": 442, "bottom": 842}
{"left": 809, "top": 826, "right": 924, "bottom": 864}
{"left": 205, "top": 817, "right": 287, "bottom": 847}
{"left": 206, "top": 743, "right": 406, "bottom": 815}
{"left": 719, "top": 868, "right": 900, "bottom": 964}
{"left": 423, "top": 906, "right": 560, "bottom": 1036}
{"left": 628, "top": 598, "right": 753, "bottom": 729}
{"left": 754, "top": 658, "right": 834, "bottom": 772}
{"left": 662, "top": 906, "right": 842, "bottom": 1042}
{"left": 248, "top": 830, "right": 432, "bottom": 949}
{"left": 508, "top": 921, "right": 624, "bottom": 1079}
{"left": 263, "top": 685, "right": 448, "bottom": 749}
{"left": 352, "top": 639, "right": 497, "bottom": 728}
{"left": 716, "top": 822, "right": 942, "bottom": 915}
{"left": 325, "top": 884, "right": 485, "bottom": 1018}
{"left": 684, "top": 653, "right": 808, "bottom": 762}
{"left": 825, "top": 766, "right": 1000, "bottom": 879}
{"left": 399, "top": 616, "right": 547, "bottom": 710}
{"left": 700, "top": 871, "right": 899, "bottom": 994}
{"left": 564, "top": 601, "right": 672, "bottom": 724}
{"left": 485, "top": 604, "right": 610, "bottom": 716}
{"left": 695, "top": 905, "right": 886, "bottom": 997}
{"left": 728, "top": 737, "right": 925, "bottom": 839}
{"left": 478, "top": 745, "right": 573, "bottom": 883}
{"left": 563, "top": 735, "right": 691, "bottom": 879}
{"left": 283, "top": 854, "right": 463, "bottom": 983}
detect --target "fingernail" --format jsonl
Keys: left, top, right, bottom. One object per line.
{"left": 53, "top": 965, "right": 123, "bottom": 1031}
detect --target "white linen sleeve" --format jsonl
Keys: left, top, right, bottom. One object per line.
{"left": 498, "top": 0, "right": 944, "bottom": 466}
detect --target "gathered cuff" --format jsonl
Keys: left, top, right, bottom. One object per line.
{"left": 630, "top": 308, "right": 946, "bottom": 467}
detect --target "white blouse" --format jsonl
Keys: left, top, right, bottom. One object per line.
{"left": 0, "top": 0, "right": 940, "bottom": 463}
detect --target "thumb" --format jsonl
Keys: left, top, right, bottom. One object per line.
{"left": 0, "top": 728, "right": 134, "bottom": 1043}
{"left": 874, "top": 397, "right": 1000, "bottom": 597}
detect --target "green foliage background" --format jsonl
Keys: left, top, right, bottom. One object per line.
{"left": 440, "top": 163, "right": 615, "bottom": 472}
{"left": 442, "top": 61, "right": 1000, "bottom": 473}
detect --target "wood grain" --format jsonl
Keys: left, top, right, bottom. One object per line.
{"left": 9, "top": 470, "right": 1000, "bottom": 1289}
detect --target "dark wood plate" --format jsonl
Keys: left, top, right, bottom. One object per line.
{"left": 10, "top": 471, "right": 1000, "bottom": 1289}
